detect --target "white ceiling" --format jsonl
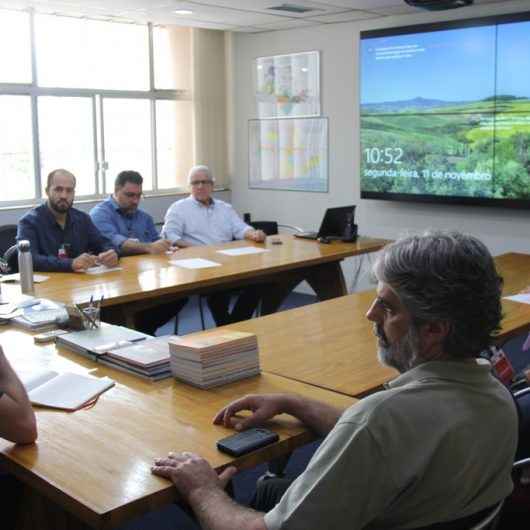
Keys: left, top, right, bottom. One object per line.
{"left": 0, "top": 0, "right": 512, "bottom": 32}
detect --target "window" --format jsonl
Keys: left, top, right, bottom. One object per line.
{"left": 156, "top": 100, "right": 179, "bottom": 189}
{"left": 103, "top": 98, "right": 152, "bottom": 191}
{"left": 35, "top": 15, "right": 150, "bottom": 91}
{"left": 0, "top": 11, "right": 31, "bottom": 84}
{"left": 0, "top": 9, "right": 187, "bottom": 206}
{"left": 0, "top": 96, "right": 34, "bottom": 200}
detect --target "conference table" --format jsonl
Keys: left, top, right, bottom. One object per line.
{"left": 3, "top": 247, "right": 528, "bottom": 529}
{"left": 220, "top": 252, "right": 530, "bottom": 398}
{"left": 494, "top": 252, "right": 530, "bottom": 342}
{"left": 0, "top": 327, "right": 356, "bottom": 530}
{"left": 227, "top": 290, "right": 396, "bottom": 397}
{"left": 1, "top": 234, "right": 389, "bottom": 328}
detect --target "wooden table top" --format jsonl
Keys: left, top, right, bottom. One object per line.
{"left": 0, "top": 327, "right": 356, "bottom": 529}
{"left": 219, "top": 252, "right": 530, "bottom": 397}
{"left": 495, "top": 252, "right": 530, "bottom": 342}
{"left": 1, "top": 235, "right": 389, "bottom": 308}
{"left": 225, "top": 291, "right": 396, "bottom": 397}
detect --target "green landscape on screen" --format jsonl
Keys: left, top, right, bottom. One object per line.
{"left": 360, "top": 20, "right": 530, "bottom": 201}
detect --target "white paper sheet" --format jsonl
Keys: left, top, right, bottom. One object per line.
{"left": 216, "top": 247, "right": 269, "bottom": 256}
{"left": 504, "top": 293, "right": 530, "bottom": 305}
{"left": 85, "top": 265, "right": 123, "bottom": 275}
{"left": 0, "top": 273, "right": 49, "bottom": 283}
{"left": 169, "top": 258, "right": 221, "bottom": 269}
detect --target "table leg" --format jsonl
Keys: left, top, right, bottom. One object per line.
{"left": 260, "top": 261, "right": 347, "bottom": 315}
{"left": 260, "top": 277, "right": 302, "bottom": 316}
{"left": 100, "top": 306, "right": 128, "bottom": 328}
{"left": 305, "top": 262, "right": 347, "bottom": 301}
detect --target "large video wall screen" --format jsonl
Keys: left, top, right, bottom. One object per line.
{"left": 360, "top": 12, "right": 530, "bottom": 207}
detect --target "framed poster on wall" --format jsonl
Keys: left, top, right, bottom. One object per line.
{"left": 255, "top": 51, "right": 320, "bottom": 119}
{"left": 249, "top": 117, "right": 328, "bottom": 192}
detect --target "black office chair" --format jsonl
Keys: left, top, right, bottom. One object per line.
{"left": 492, "top": 386, "right": 530, "bottom": 526}
{"left": 0, "top": 225, "right": 17, "bottom": 256}
{"left": 246, "top": 216, "right": 304, "bottom": 236}
{"left": 3, "top": 244, "right": 18, "bottom": 273}
{"left": 0, "top": 225, "right": 18, "bottom": 273}
{"left": 250, "top": 221, "right": 279, "bottom": 236}
{"left": 497, "top": 456, "right": 530, "bottom": 527}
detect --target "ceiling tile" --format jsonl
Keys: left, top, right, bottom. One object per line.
{"left": 232, "top": 25, "right": 266, "bottom": 32}
{"left": 306, "top": 9, "right": 383, "bottom": 22}
{"left": 148, "top": 14, "right": 235, "bottom": 30}
{"left": 368, "top": 5, "right": 420, "bottom": 15}
{"left": 188, "top": 0, "right": 346, "bottom": 17}
{"left": 253, "top": 18, "right": 322, "bottom": 30}
{"left": 152, "top": 1, "right": 286, "bottom": 25}
{"left": 301, "top": 0, "right": 405, "bottom": 9}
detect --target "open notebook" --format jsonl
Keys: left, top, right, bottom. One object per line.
{"left": 22, "top": 370, "right": 115, "bottom": 411}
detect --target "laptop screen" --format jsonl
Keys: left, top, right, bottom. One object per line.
{"left": 317, "top": 206, "right": 356, "bottom": 238}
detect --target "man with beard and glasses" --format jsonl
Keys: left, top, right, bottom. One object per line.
{"left": 151, "top": 231, "right": 517, "bottom": 530}
{"left": 90, "top": 170, "right": 187, "bottom": 334}
{"left": 17, "top": 169, "right": 118, "bottom": 272}
{"left": 90, "top": 170, "right": 174, "bottom": 257}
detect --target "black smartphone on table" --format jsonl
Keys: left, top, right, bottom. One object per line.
{"left": 217, "top": 428, "right": 279, "bottom": 456}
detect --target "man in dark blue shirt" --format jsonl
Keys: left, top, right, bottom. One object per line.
{"left": 17, "top": 169, "right": 118, "bottom": 272}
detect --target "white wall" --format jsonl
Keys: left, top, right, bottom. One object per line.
{"left": 229, "top": 0, "right": 530, "bottom": 258}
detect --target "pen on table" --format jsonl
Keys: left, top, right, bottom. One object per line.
{"left": 130, "top": 336, "right": 148, "bottom": 343}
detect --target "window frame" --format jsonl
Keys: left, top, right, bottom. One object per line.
{"left": 0, "top": 10, "right": 189, "bottom": 208}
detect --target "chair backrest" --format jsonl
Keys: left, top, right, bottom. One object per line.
{"left": 250, "top": 221, "right": 279, "bottom": 236}
{"left": 404, "top": 500, "right": 504, "bottom": 530}
{"left": 512, "top": 386, "right": 530, "bottom": 460}
{"left": 0, "top": 224, "right": 17, "bottom": 257}
{"left": 468, "top": 500, "right": 504, "bottom": 530}
{"left": 496, "top": 457, "right": 530, "bottom": 527}
{"left": 4, "top": 244, "right": 19, "bottom": 273}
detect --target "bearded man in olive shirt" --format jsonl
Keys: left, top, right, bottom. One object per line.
{"left": 152, "top": 232, "right": 517, "bottom": 530}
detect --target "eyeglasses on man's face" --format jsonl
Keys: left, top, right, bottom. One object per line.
{"left": 191, "top": 179, "right": 213, "bottom": 187}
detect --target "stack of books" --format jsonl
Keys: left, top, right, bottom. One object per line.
{"left": 56, "top": 323, "right": 150, "bottom": 361}
{"left": 168, "top": 330, "right": 260, "bottom": 388}
{"left": 98, "top": 336, "right": 173, "bottom": 381}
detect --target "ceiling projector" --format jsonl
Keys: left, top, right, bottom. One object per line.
{"left": 404, "top": 0, "right": 474, "bottom": 10}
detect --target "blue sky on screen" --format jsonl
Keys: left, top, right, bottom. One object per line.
{"left": 361, "top": 25, "right": 496, "bottom": 104}
{"left": 496, "top": 21, "right": 530, "bottom": 98}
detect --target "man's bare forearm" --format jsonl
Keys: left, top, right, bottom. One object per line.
{"left": 189, "top": 485, "right": 266, "bottom": 530}
{"left": 173, "top": 239, "right": 194, "bottom": 248}
{"left": 120, "top": 239, "right": 151, "bottom": 255}
{"left": 0, "top": 349, "right": 37, "bottom": 443}
{"left": 283, "top": 394, "right": 344, "bottom": 436}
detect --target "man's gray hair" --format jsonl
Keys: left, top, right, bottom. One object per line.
{"left": 188, "top": 165, "right": 215, "bottom": 184}
{"left": 374, "top": 231, "right": 503, "bottom": 359}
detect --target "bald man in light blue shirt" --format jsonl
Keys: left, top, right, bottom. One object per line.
{"left": 162, "top": 166, "right": 266, "bottom": 326}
